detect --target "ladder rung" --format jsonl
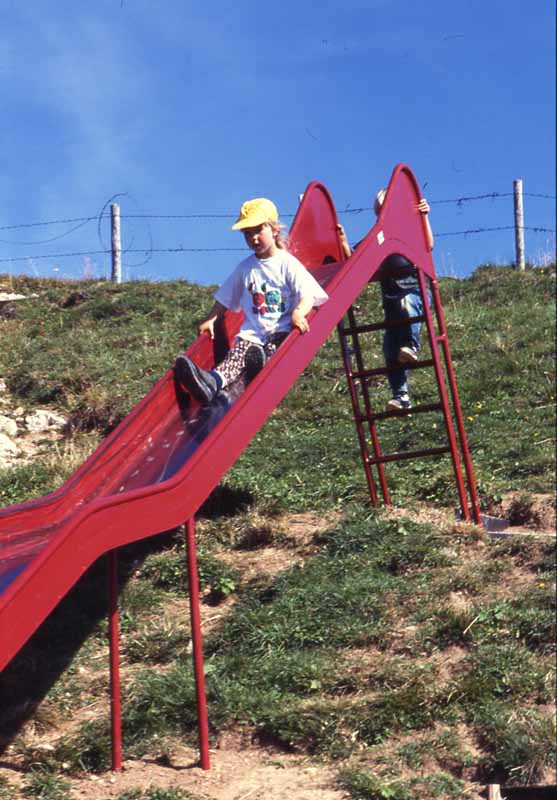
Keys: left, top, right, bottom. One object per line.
{"left": 357, "top": 402, "right": 443, "bottom": 422}
{"left": 368, "top": 446, "right": 451, "bottom": 465}
{"left": 353, "top": 359, "right": 433, "bottom": 379}
{"left": 340, "top": 315, "right": 426, "bottom": 336}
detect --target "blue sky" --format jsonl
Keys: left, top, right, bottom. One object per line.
{"left": 1, "top": 0, "right": 555, "bottom": 285}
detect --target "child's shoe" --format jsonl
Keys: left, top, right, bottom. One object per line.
{"left": 175, "top": 356, "right": 219, "bottom": 406}
{"left": 398, "top": 346, "right": 419, "bottom": 364}
{"left": 387, "top": 394, "right": 412, "bottom": 412}
{"left": 244, "top": 344, "right": 266, "bottom": 384}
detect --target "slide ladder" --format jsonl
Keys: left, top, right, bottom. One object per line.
{"left": 338, "top": 267, "right": 481, "bottom": 521}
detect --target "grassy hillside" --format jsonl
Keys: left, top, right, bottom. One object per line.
{"left": 0, "top": 264, "right": 555, "bottom": 800}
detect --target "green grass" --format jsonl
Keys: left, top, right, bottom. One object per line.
{"left": 21, "top": 764, "right": 71, "bottom": 800}
{"left": 2, "top": 266, "right": 554, "bottom": 509}
{"left": 115, "top": 789, "right": 209, "bottom": 800}
{"left": 43, "top": 508, "right": 553, "bottom": 783}
{"left": 339, "top": 768, "right": 467, "bottom": 800}
{"left": 0, "top": 776, "right": 17, "bottom": 800}
{"left": 0, "top": 264, "right": 555, "bottom": 796}
{"left": 223, "top": 266, "right": 556, "bottom": 511}
{"left": 0, "top": 276, "right": 213, "bottom": 433}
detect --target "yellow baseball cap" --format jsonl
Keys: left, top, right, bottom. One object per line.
{"left": 231, "top": 198, "right": 279, "bottom": 230}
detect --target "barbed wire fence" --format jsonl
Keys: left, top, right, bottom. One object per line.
{"left": 0, "top": 183, "right": 555, "bottom": 283}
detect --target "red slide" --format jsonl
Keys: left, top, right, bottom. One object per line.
{"left": 0, "top": 164, "right": 433, "bottom": 673}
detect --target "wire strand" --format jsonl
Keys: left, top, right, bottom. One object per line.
{"left": 0, "top": 247, "right": 246, "bottom": 264}
{"left": 1, "top": 226, "right": 554, "bottom": 265}
{"left": 1, "top": 189, "right": 554, "bottom": 232}
{"left": 436, "top": 225, "right": 556, "bottom": 237}
{"left": 0, "top": 217, "right": 96, "bottom": 232}
{"left": 0, "top": 218, "right": 94, "bottom": 246}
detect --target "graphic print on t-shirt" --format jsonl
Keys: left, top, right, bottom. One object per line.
{"left": 249, "top": 281, "right": 286, "bottom": 316}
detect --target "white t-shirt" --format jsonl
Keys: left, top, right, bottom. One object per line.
{"left": 215, "top": 251, "right": 328, "bottom": 345}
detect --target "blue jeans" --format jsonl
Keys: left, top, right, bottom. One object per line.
{"left": 382, "top": 290, "right": 424, "bottom": 398}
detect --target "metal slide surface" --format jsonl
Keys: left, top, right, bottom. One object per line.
{"left": 0, "top": 164, "right": 433, "bottom": 672}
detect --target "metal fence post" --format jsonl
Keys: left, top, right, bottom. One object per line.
{"left": 513, "top": 179, "right": 525, "bottom": 271}
{"left": 111, "top": 203, "right": 122, "bottom": 283}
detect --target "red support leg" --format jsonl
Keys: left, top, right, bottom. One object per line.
{"left": 429, "top": 278, "right": 482, "bottom": 523}
{"left": 185, "top": 517, "right": 210, "bottom": 770}
{"left": 418, "top": 271, "right": 471, "bottom": 521}
{"left": 108, "top": 550, "right": 122, "bottom": 772}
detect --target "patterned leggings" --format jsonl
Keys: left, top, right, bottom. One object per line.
{"left": 215, "top": 332, "right": 288, "bottom": 387}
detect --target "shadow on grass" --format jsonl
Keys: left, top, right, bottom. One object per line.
{"left": 0, "top": 479, "right": 256, "bottom": 757}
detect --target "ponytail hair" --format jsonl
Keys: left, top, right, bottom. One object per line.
{"left": 268, "top": 219, "right": 289, "bottom": 250}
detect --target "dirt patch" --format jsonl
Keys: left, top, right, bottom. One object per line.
{"left": 216, "top": 511, "right": 340, "bottom": 584}
{"left": 487, "top": 491, "right": 556, "bottom": 533}
{"left": 384, "top": 495, "right": 556, "bottom": 538}
{"left": 1, "top": 740, "right": 349, "bottom": 800}
{"left": 381, "top": 502, "right": 456, "bottom": 530}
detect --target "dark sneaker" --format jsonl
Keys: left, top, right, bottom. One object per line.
{"left": 387, "top": 394, "right": 412, "bottom": 412}
{"left": 398, "top": 346, "right": 419, "bottom": 364}
{"left": 175, "top": 355, "right": 218, "bottom": 406}
{"left": 244, "top": 344, "right": 266, "bottom": 384}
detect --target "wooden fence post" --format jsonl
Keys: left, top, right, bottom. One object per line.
{"left": 111, "top": 203, "right": 122, "bottom": 283}
{"left": 513, "top": 179, "right": 525, "bottom": 271}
